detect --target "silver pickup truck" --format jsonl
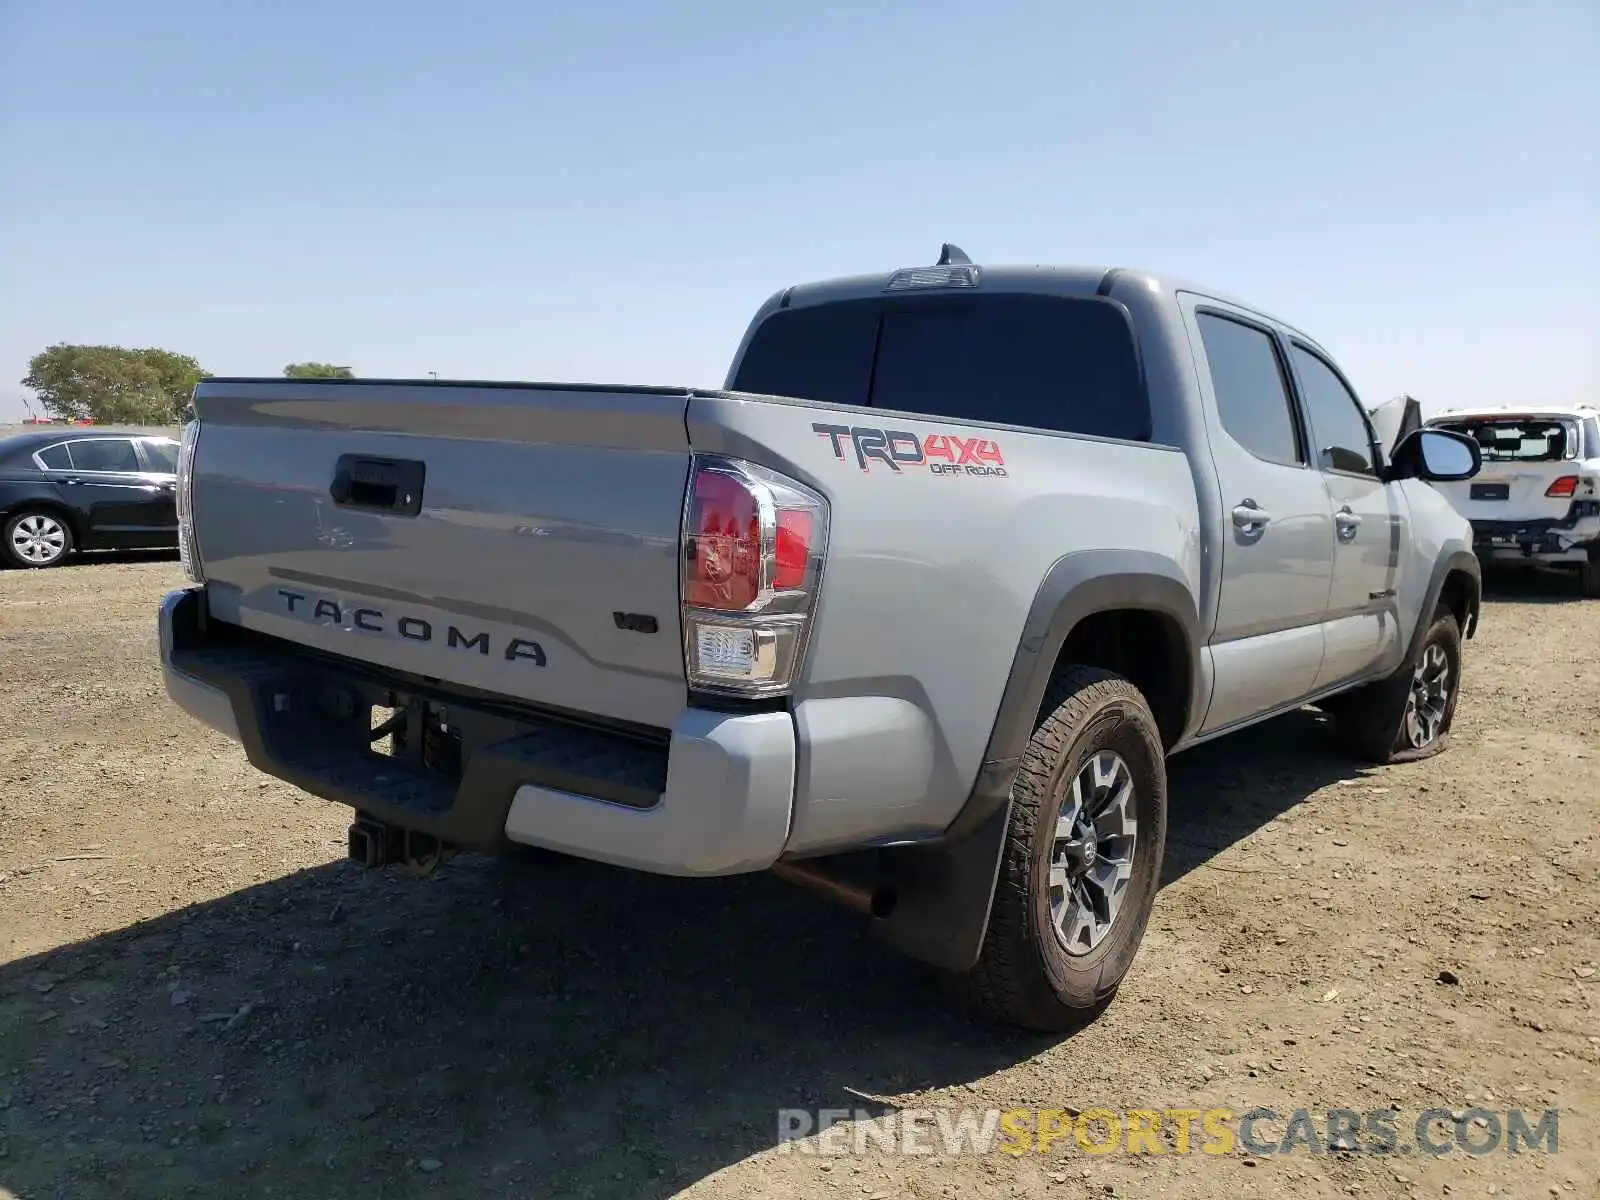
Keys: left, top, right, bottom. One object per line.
{"left": 159, "top": 246, "right": 1486, "bottom": 1031}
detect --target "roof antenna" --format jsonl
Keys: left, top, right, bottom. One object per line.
{"left": 937, "top": 243, "right": 971, "bottom": 266}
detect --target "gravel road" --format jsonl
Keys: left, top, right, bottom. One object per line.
{"left": 1, "top": 557, "right": 1595, "bottom": 1199}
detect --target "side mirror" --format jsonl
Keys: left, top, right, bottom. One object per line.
{"left": 1388, "top": 427, "right": 1481, "bottom": 482}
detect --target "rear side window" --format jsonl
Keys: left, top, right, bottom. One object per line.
{"left": 731, "top": 294, "right": 1151, "bottom": 441}
{"left": 730, "top": 303, "right": 878, "bottom": 410}
{"left": 65, "top": 438, "right": 140, "bottom": 472}
{"left": 1196, "top": 313, "right": 1303, "bottom": 466}
{"left": 35, "top": 443, "right": 71, "bottom": 469}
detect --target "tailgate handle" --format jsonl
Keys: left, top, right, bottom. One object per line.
{"left": 330, "top": 455, "right": 426, "bottom": 517}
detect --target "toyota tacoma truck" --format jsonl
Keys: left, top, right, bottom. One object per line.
{"left": 159, "top": 246, "right": 1487, "bottom": 1032}
{"left": 1422, "top": 403, "right": 1600, "bottom": 596}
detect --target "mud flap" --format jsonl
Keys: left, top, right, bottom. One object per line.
{"left": 870, "top": 795, "right": 1013, "bottom": 973}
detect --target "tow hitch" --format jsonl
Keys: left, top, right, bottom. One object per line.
{"left": 347, "top": 815, "right": 455, "bottom": 875}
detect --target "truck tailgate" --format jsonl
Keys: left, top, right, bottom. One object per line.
{"left": 187, "top": 380, "right": 692, "bottom": 729}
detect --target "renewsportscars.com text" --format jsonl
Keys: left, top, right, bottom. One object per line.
{"left": 776, "top": 1106, "right": 1560, "bottom": 1159}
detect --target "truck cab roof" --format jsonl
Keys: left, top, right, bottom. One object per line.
{"left": 762, "top": 252, "right": 1332, "bottom": 362}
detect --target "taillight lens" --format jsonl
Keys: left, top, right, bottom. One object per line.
{"left": 681, "top": 455, "right": 828, "bottom": 697}
{"left": 1546, "top": 476, "right": 1579, "bottom": 498}
{"left": 176, "top": 419, "right": 203, "bottom": 583}
{"left": 684, "top": 469, "right": 762, "bottom": 611}
{"left": 774, "top": 510, "right": 814, "bottom": 590}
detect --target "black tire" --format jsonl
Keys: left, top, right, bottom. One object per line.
{"left": 1580, "top": 549, "right": 1600, "bottom": 599}
{"left": 950, "top": 666, "right": 1167, "bottom": 1033}
{"left": 1333, "top": 605, "right": 1462, "bottom": 764}
{"left": 1, "top": 509, "right": 74, "bottom": 569}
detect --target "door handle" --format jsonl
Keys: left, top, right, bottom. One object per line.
{"left": 330, "top": 455, "right": 426, "bottom": 517}
{"left": 1231, "top": 500, "right": 1270, "bottom": 534}
{"left": 1335, "top": 506, "right": 1361, "bottom": 541}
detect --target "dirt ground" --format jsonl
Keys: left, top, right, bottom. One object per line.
{"left": 0, "top": 556, "right": 1595, "bottom": 1200}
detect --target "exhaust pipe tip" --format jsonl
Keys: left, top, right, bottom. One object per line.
{"left": 771, "top": 858, "right": 896, "bottom": 920}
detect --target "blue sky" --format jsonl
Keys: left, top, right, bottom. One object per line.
{"left": 1, "top": 0, "right": 1594, "bottom": 421}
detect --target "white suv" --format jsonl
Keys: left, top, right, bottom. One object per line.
{"left": 1424, "top": 404, "right": 1600, "bottom": 596}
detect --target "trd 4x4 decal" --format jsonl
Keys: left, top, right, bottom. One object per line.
{"left": 812, "top": 423, "right": 1008, "bottom": 477}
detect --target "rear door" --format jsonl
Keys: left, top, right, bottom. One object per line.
{"left": 1182, "top": 298, "right": 1335, "bottom": 733}
{"left": 1285, "top": 343, "right": 1404, "bottom": 690}
{"left": 56, "top": 437, "right": 173, "bottom": 547}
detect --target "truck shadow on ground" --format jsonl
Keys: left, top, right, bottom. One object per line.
{"left": 1478, "top": 564, "right": 1594, "bottom": 604}
{"left": 0, "top": 709, "right": 1394, "bottom": 1199}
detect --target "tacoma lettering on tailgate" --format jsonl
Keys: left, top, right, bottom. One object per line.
{"left": 276, "top": 589, "right": 547, "bottom": 665}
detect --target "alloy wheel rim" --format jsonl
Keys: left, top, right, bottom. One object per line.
{"left": 1403, "top": 642, "right": 1451, "bottom": 748}
{"left": 1049, "top": 750, "right": 1139, "bottom": 956}
{"left": 11, "top": 514, "right": 66, "bottom": 564}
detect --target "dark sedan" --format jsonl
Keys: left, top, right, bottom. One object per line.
{"left": 0, "top": 429, "right": 180, "bottom": 568}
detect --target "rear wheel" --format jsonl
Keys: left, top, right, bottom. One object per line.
{"left": 1580, "top": 549, "right": 1600, "bottom": 599}
{"left": 1333, "top": 605, "right": 1461, "bottom": 764}
{"left": 950, "top": 666, "right": 1167, "bottom": 1032}
{"left": 2, "top": 509, "right": 73, "bottom": 569}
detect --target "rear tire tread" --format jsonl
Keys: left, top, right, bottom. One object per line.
{"left": 1580, "top": 551, "right": 1600, "bottom": 599}
{"left": 951, "top": 665, "right": 1166, "bottom": 1033}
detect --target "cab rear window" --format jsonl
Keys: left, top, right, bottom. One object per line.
{"left": 731, "top": 294, "right": 1150, "bottom": 442}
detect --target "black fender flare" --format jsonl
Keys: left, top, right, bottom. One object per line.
{"left": 871, "top": 550, "right": 1202, "bottom": 973}
{"left": 1409, "top": 548, "right": 1481, "bottom": 664}
{"left": 976, "top": 550, "right": 1203, "bottom": 770}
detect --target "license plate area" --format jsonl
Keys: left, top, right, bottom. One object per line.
{"left": 367, "top": 696, "right": 464, "bottom": 779}
{"left": 1470, "top": 482, "right": 1510, "bottom": 501}
{"left": 294, "top": 671, "right": 669, "bottom": 810}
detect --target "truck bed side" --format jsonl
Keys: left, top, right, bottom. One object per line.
{"left": 687, "top": 391, "right": 1202, "bottom": 855}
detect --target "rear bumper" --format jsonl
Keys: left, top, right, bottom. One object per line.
{"left": 1470, "top": 514, "right": 1600, "bottom": 565}
{"left": 160, "top": 591, "right": 242, "bottom": 741}
{"left": 159, "top": 587, "right": 796, "bottom": 876}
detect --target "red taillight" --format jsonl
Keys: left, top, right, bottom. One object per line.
{"left": 681, "top": 456, "right": 828, "bottom": 696}
{"left": 685, "top": 465, "right": 820, "bottom": 613}
{"left": 774, "top": 510, "right": 813, "bottom": 590}
{"left": 685, "top": 470, "right": 761, "bottom": 611}
{"left": 1546, "top": 476, "right": 1579, "bottom": 498}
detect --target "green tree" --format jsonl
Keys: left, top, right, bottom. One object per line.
{"left": 136, "top": 349, "right": 209, "bottom": 418}
{"left": 22, "top": 344, "right": 208, "bottom": 424}
{"left": 283, "top": 362, "right": 354, "bottom": 379}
